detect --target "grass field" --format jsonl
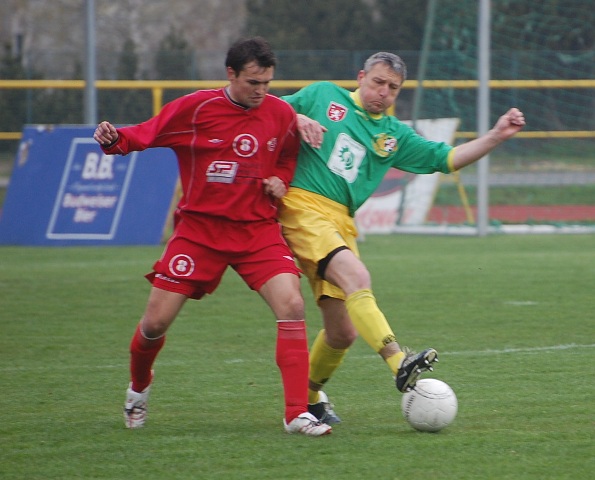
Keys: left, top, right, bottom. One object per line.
{"left": 1, "top": 234, "right": 593, "bottom": 479}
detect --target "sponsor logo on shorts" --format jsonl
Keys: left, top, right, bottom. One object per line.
{"left": 155, "top": 273, "right": 181, "bottom": 284}
{"left": 169, "top": 254, "right": 195, "bottom": 277}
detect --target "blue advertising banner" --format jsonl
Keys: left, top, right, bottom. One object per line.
{"left": 0, "top": 126, "right": 179, "bottom": 246}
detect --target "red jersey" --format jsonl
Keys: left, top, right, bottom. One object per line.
{"left": 103, "top": 88, "right": 299, "bottom": 222}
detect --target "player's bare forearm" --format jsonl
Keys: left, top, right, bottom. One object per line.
{"left": 451, "top": 108, "right": 525, "bottom": 171}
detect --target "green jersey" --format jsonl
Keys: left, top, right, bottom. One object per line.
{"left": 283, "top": 82, "right": 454, "bottom": 216}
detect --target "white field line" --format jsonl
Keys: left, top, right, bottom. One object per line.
{"left": 354, "top": 343, "right": 595, "bottom": 360}
{"left": 1, "top": 343, "right": 593, "bottom": 373}
{"left": 439, "top": 343, "right": 595, "bottom": 356}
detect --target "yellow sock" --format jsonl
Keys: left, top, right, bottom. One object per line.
{"left": 345, "top": 289, "right": 400, "bottom": 374}
{"left": 386, "top": 351, "right": 406, "bottom": 376}
{"left": 308, "top": 329, "right": 347, "bottom": 404}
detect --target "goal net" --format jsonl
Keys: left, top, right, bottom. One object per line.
{"left": 359, "top": 0, "right": 595, "bottom": 235}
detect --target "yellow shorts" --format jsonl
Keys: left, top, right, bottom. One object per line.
{"left": 279, "top": 187, "right": 360, "bottom": 302}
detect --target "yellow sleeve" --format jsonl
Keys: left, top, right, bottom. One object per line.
{"left": 447, "top": 148, "right": 457, "bottom": 172}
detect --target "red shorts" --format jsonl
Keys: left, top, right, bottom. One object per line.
{"left": 146, "top": 214, "right": 300, "bottom": 299}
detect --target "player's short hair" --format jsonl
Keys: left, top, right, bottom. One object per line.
{"left": 225, "top": 37, "right": 277, "bottom": 75}
{"left": 363, "top": 52, "right": 407, "bottom": 81}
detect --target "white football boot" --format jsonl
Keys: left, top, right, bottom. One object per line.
{"left": 123, "top": 382, "right": 151, "bottom": 428}
{"left": 283, "top": 412, "right": 332, "bottom": 436}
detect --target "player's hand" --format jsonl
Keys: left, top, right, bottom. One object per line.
{"left": 492, "top": 108, "right": 525, "bottom": 140}
{"left": 93, "top": 121, "right": 119, "bottom": 147}
{"left": 296, "top": 114, "right": 327, "bottom": 148}
{"left": 263, "top": 176, "right": 287, "bottom": 199}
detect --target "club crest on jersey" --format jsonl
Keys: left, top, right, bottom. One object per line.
{"left": 267, "top": 137, "right": 278, "bottom": 151}
{"left": 327, "top": 102, "right": 348, "bottom": 122}
{"left": 372, "top": 133, "right": 398, "bottom": 158}
{"left": 233, "top": 133, "right": 258, "bottom": 157}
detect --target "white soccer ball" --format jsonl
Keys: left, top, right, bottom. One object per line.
{"left": 401, "top": 378, "right": 458, "bottom": 432}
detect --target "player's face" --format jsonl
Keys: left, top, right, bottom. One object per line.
{"left": 357, "top": 62, "right": 403, "bottom": 115}
{"left": 227, "top": 61, "right": 274, "bottom": 108}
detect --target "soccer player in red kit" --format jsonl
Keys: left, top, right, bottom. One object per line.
{"left": 93, "top": 37, "right": 331, "bottom": 436}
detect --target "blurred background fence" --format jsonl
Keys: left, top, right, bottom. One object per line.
{"left": 2, "top": 67, "right": 594, "bottom": 230}
{"left": 1, "top": 0, "right": 594, "bottom": 231}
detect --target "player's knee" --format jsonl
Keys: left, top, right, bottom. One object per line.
{"left": 342, "top": 328, "right": 358, "bottom": 347}
{"left": 140, "top": 317, "right": 170, "bottom": 339}
{"left": 327, "top": 326, "right": 358, "bottom": 349}
{"left": 283, "top": 293, "right": 305, "bottom": 319}
{"left": 329, "top": 261, "right": 372, "bottom": 292}
{"left": 354, "top": 266, "right": 372, "bottom": 290}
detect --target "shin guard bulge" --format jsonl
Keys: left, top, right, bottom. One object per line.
{"left": 308, "top": 329, "right": 348, "bottom": 404}
{"left": 276, "top": 320, "right": 309, "bottom": 423}
{"left": 129, "top": 323, "right": 165, "bottom": 392}
{"left": 345, "top": 289, "right": 402, "bottom": 374}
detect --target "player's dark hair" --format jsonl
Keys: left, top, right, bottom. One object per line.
{"left": 225, "top": 36, "right": 277, "bottom": 75}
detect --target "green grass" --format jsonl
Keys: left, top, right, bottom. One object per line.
{"left": 1, "top": 235, "right": 594, "bottom": 479}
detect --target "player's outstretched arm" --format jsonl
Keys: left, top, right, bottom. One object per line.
{"left": 451, "top": 108, "right": 525, "bottom": 171}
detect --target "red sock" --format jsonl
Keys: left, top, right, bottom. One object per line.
{"left": 129, "top": 324, "right": 165, "bottom": 392}
{"left": 276, "top": 320, "right": 309, "bottom": 423}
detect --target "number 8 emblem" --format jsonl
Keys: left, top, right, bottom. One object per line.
{"left": 232, "top": 134, "right": 258, "bottom": 157}
{"left": 169, "top": 254, "right": 195, "bottom": 277}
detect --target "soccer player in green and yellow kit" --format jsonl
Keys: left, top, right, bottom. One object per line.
{"left": 280, "top": 52, "right": 525, "bottom": 424}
